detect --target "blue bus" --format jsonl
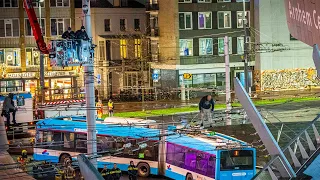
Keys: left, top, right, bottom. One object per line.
{"left": 34, "top": 117, "right": 256, "bottom": 180}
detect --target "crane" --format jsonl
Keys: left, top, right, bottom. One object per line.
{"left": 23, "top": 0, "right": 49, "bottom": 54}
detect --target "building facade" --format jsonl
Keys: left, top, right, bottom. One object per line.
{"left": 254, "top": 0, "right": 317, "bottom": 91}
{"left": 150, "top": 0, "right": 254, "bottom": 91}
{"left": 75, "top": 0, "right": 150, "bottom": 99}
{"left": 0, "top": 0, "right": 80, "bottom": 101}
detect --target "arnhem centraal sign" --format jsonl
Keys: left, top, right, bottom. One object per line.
{"left": 285, "top": 0, "right": 320, "bottom": 46}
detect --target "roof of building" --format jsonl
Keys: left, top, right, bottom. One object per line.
{"left": 75, "top": 0, "right": 145, "bottom": 8}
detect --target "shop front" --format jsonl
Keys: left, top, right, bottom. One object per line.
{"left": 1, "top": 71, "right": 79, "bottom": 101}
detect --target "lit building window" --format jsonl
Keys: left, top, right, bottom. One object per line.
{"left": 198, "top": 12, "right": 212, "bottom": 29}
{"left": 26, "top": 48, "right": 47, "bottom": 66}
{"left": 179, "top": 39, "right": 193, "bottom": 56}
{"left": 237, "top": 37, "right": 244, "bottom": 55}
{"left": 218, "top": 11, "right": 231, "bottom": 29}
{"left": 237, "top": 11, "right": 250, "bottom": 28}
{"left": 0, "top": 48, "right": 20, "bottom": 66}
{"left": 0, "top": 19, "right": 19, "bottom": 37}
{"left": 120, "top": 39, "right": 127, "bottom": 59}
{"left": 179, "top": 12, "right": 192, "bottom": 30}
{"left": 134, "top": 39, "right": 141, "bottom": 58}
{"left": 218, "top": 37, "right": 232, "bottom": 55}
{"left": 199, "top": 38, "right": 213, "bottom": 55}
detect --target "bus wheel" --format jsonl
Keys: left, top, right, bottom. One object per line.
{"left": 185, "top": 173, "right": 193, "bottom": 180}
{"left": 137, "top": 162, "right": 150, "bottom": 177}
{"left": 59, "top": 153, "right": 71, "bottom": 164}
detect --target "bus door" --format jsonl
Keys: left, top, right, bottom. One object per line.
{"left": 218, "top": 150, "right": 255, "bottom": 180}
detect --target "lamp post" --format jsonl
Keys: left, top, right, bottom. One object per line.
{"left": 38, "top": 0, "right": 45, "bottom": 103}
{"left": 242, "top": 0, "right": 250, "bottom": 93}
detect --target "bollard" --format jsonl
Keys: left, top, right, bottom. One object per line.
{"left": 181, "top": 83, "right": 186, "bottom": 101}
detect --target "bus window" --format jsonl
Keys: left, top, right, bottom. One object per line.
{"left": 75, "top": 134, "right": 87, "bottom": 153}
{"left": 220, "top": 150, "right": 253, "bottom": 171}
{"left": 63, "top": 132, "right": 75, "bottom": 149}
{"left": 174, "top": 144, "right": 185, "bottom": 168}
{"left": 185, "top": 149, "right": 196, "bottom": 171}
{"left": 166, "top": 143, "right": 175, "bottom": 164}
{"left": 207, "top": 155, "right": 216, "bottom": 178}
{"left": 196, "top": 153, "right": 208, "bottom": 174}
{"left": 16, "top": 95, "right": 25, "bottom": 106}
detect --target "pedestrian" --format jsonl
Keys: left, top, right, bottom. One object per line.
{"left": 62, "top": 27, "right": 75, "bottom": 40}
{"left": 108, "top": 99, "right": 114, "bottom": 117}
{"left": 1, "top": 93, "right": 17, "bottom": 126}
{"left": 96, "top": 100, "right": 103, "bottom": 119}
{"left": 75, "top": 26, "right": 89, "bottom": 61}
{"left": 199, "top": 95, "right": 215, "bottom": 127}
{"left": 109, "top": 163, "right": 121, "bottom": 180}
{"left": 100, "top": 164, "right": 110, "bottom": 180}
{"left": 128, "top": 161, "right": 138, "bottom": 180}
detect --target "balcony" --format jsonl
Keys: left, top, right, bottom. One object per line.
{"left": 146, "top": 3, "right": 159, "bottom": 11}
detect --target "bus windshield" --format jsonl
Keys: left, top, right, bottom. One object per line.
{"left": 220, "top": 150, "right": 253, "bottom": 171}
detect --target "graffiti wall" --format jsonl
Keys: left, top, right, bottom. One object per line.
{"left": 260, "top": 68, "right": 320, "bottom": 91}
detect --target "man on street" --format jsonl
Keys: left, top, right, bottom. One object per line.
{"left": 128, "top": 161, "right": 138, "bottom": 180}
{"left": 109, "top": 163, "right": 121, "bottom": 180}
{"left": 199, "top": 95, "right": 215, "bottom": 127}
{"left": 1, "top": 93, "right": 17, "bottom": 126}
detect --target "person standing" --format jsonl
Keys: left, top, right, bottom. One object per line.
{"left": 62, "top": 27, "right": 75, "bottom": 40}
{"left": 128, "top": 161, "right": 138, "bottom": 180}
{"left": 100, "top": 165, "right": 110, "bottom": 180}
{"left": 108, "top": 99, "right": 114, "bottom": 117}
{"left": 75, "top": 26, "right": 89, "bottom": 61}
{"left": 109, "top": 163, "right": 121, "bottom": 180}
{"left": 1, "top": 93, "right": 17, "bottom": 126}
{"left": 199, "top": 95, "right": 215, "bottom": 127}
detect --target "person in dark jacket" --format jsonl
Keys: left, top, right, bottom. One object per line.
{"left": 199, "top": 95, "right": 215, "bottom": 127}
{"left": 62, "top": 27, "right": 75, "bottom": 39}
{"left": 75, "top": 26, "right": 89, "bottom": 61}
{"left": 109, "top": 163, "right": 121, "bottom": 180}
{"left": 1, "top": 93, "right": 17, "bottom": 126}
{"left": 128, "top": 161, "right": 138, "bottom": 180}
{"left": 100, "top": 165, "right": 110, "bottom": 180}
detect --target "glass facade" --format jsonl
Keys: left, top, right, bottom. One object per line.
{"left": 0, "top": 80, "right": 23, "bottom": 92}
{"left": 179, "top": 73, "right": 225, "bottom": 89}
{"left": 0, "top": 48, "right": 20, "bottom": 66}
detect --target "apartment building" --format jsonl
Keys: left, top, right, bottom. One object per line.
{"left": 75, "top": 0, "right": 149, "bottom": 99}
{"left": 150, "top": 0, "right": 254, "bottom": 90}
{"left": 0, "top": 0, "right": 79, "bottom": 101}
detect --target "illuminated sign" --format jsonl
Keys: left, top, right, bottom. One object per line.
{"left": 284, "top": 0, "right": 320, "bottom": 46}
{"left": 5, "top": 71, "right": 75, "bottom": 79}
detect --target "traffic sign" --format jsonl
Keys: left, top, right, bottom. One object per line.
{"left": 152, "top": 73, "right": 159, "bottom": 82}
{"left": 183, "top": 73, "right": 192, "bottom": 79}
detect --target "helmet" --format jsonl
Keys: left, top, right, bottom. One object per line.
{"left": 81, "top": 26, "right": 85, "bottom": 30}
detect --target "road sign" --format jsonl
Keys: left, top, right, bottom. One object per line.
{"left": 152, "top": 73, "right": 159, "bottom": 82}
{"left": 183, "top": 73, "right": 192, "bottom": 79}
{"left": 97, "top": 74, "right": 101, "bottom": 85}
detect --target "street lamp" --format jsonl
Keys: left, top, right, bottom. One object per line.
{"left": 37, "top": 0, "right": 45, "bottom": 103}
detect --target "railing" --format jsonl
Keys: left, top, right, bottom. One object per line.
{"left": 253, "top": 114, "right": 320, "bottom": 179}
{"left": 146, "top": 3, "right": 159, "bottom": 11}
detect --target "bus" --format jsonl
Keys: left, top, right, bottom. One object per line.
{"left": 33, "top": 117, "right": 256, "bottom": 180}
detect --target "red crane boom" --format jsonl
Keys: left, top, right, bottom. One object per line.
{"left": 23, "top": 0, "right": 49, "bottom": 54}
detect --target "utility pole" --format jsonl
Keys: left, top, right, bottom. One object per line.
{"left": 82, "top": 0, "right": 97, "bottom": 167}
{"left": 243, "top": 0, "right": 250, "bottom": 93}
{"left": 224, "top": 36, "right": 232, "bottom": 125}
{"left": 39, "top": 0, "right": 45, "bottom": 104}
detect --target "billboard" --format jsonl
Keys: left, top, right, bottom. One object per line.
{"left": 48, "top": 40, "right": 94, "bottom": 67}
{"left": 284, "top": 0, "right": 320, "bottom": 46}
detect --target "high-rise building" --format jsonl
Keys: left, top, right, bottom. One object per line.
{"left": 0, "top": 0, "right": 80, "bottom": 101}
{"left": 151, "top": 0, "right": 254, "bottom": 91}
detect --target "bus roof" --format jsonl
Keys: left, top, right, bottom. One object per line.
{"left": 36, "top": 117, "right": 251, "bottom": 155}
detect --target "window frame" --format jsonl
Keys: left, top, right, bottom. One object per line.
{"left": 25, "top": 47, "right": 45, "bottom": 66}
{"left": 120, "top": 39, "right": 128, "bottom": 59}
{"left": 120, "top": 19, "right": 126, "bottom": 32}
{"left": 217, "top": 11, "right": 232, "bottom": 29}
{"left": 179, "top": 39, "right": 193, "bottom": 56}
{"left": 50, "top": 0, "right": 70, "bottom": 7}
{"left": 50, "top": 18, "right": 71, "bottom": 36}
{"left": 0, "top": 48, "right": 21, "bottom": 67}
{"left": 25, "top": 18, "right": 46, "bottom": 37}
{"left": 134, "top": 19, "right": 140, "bottom": 31}
{"left": 134, "top": 39, "right": 142, "bottom": 58}
{"left": 104, "top": 19, "right": 111, "bottom": 32}
{"left": 0, "top": 0, "right": 18, "bottom": 8}
{"left": 178, "top": 0, "right": 192, "bottom": 3}
{"left": 198, "top": 0, "right": 212, "bottom": 3}
{"left": 218, "top": 37, "right": 232, "bottom": 56}
{"left": 217, "top": 0, "right": 231, "bottom": 2}
{"left": 0, "top": 19, "right": 20, "bottom": 38}
{"left": 236, "top": 11, "right": 250, "bottom": 28}
{"left": 199, "top": 38, "right": 213, "bottom": 56}
{"left": 237, "top": 37, "right": 244, "bottom": 55}
{"left": 179, "top": 12, "right": 193, "bottom": 30}
{"left": 198, "top": 12, "right": 212, "bottom": 29}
